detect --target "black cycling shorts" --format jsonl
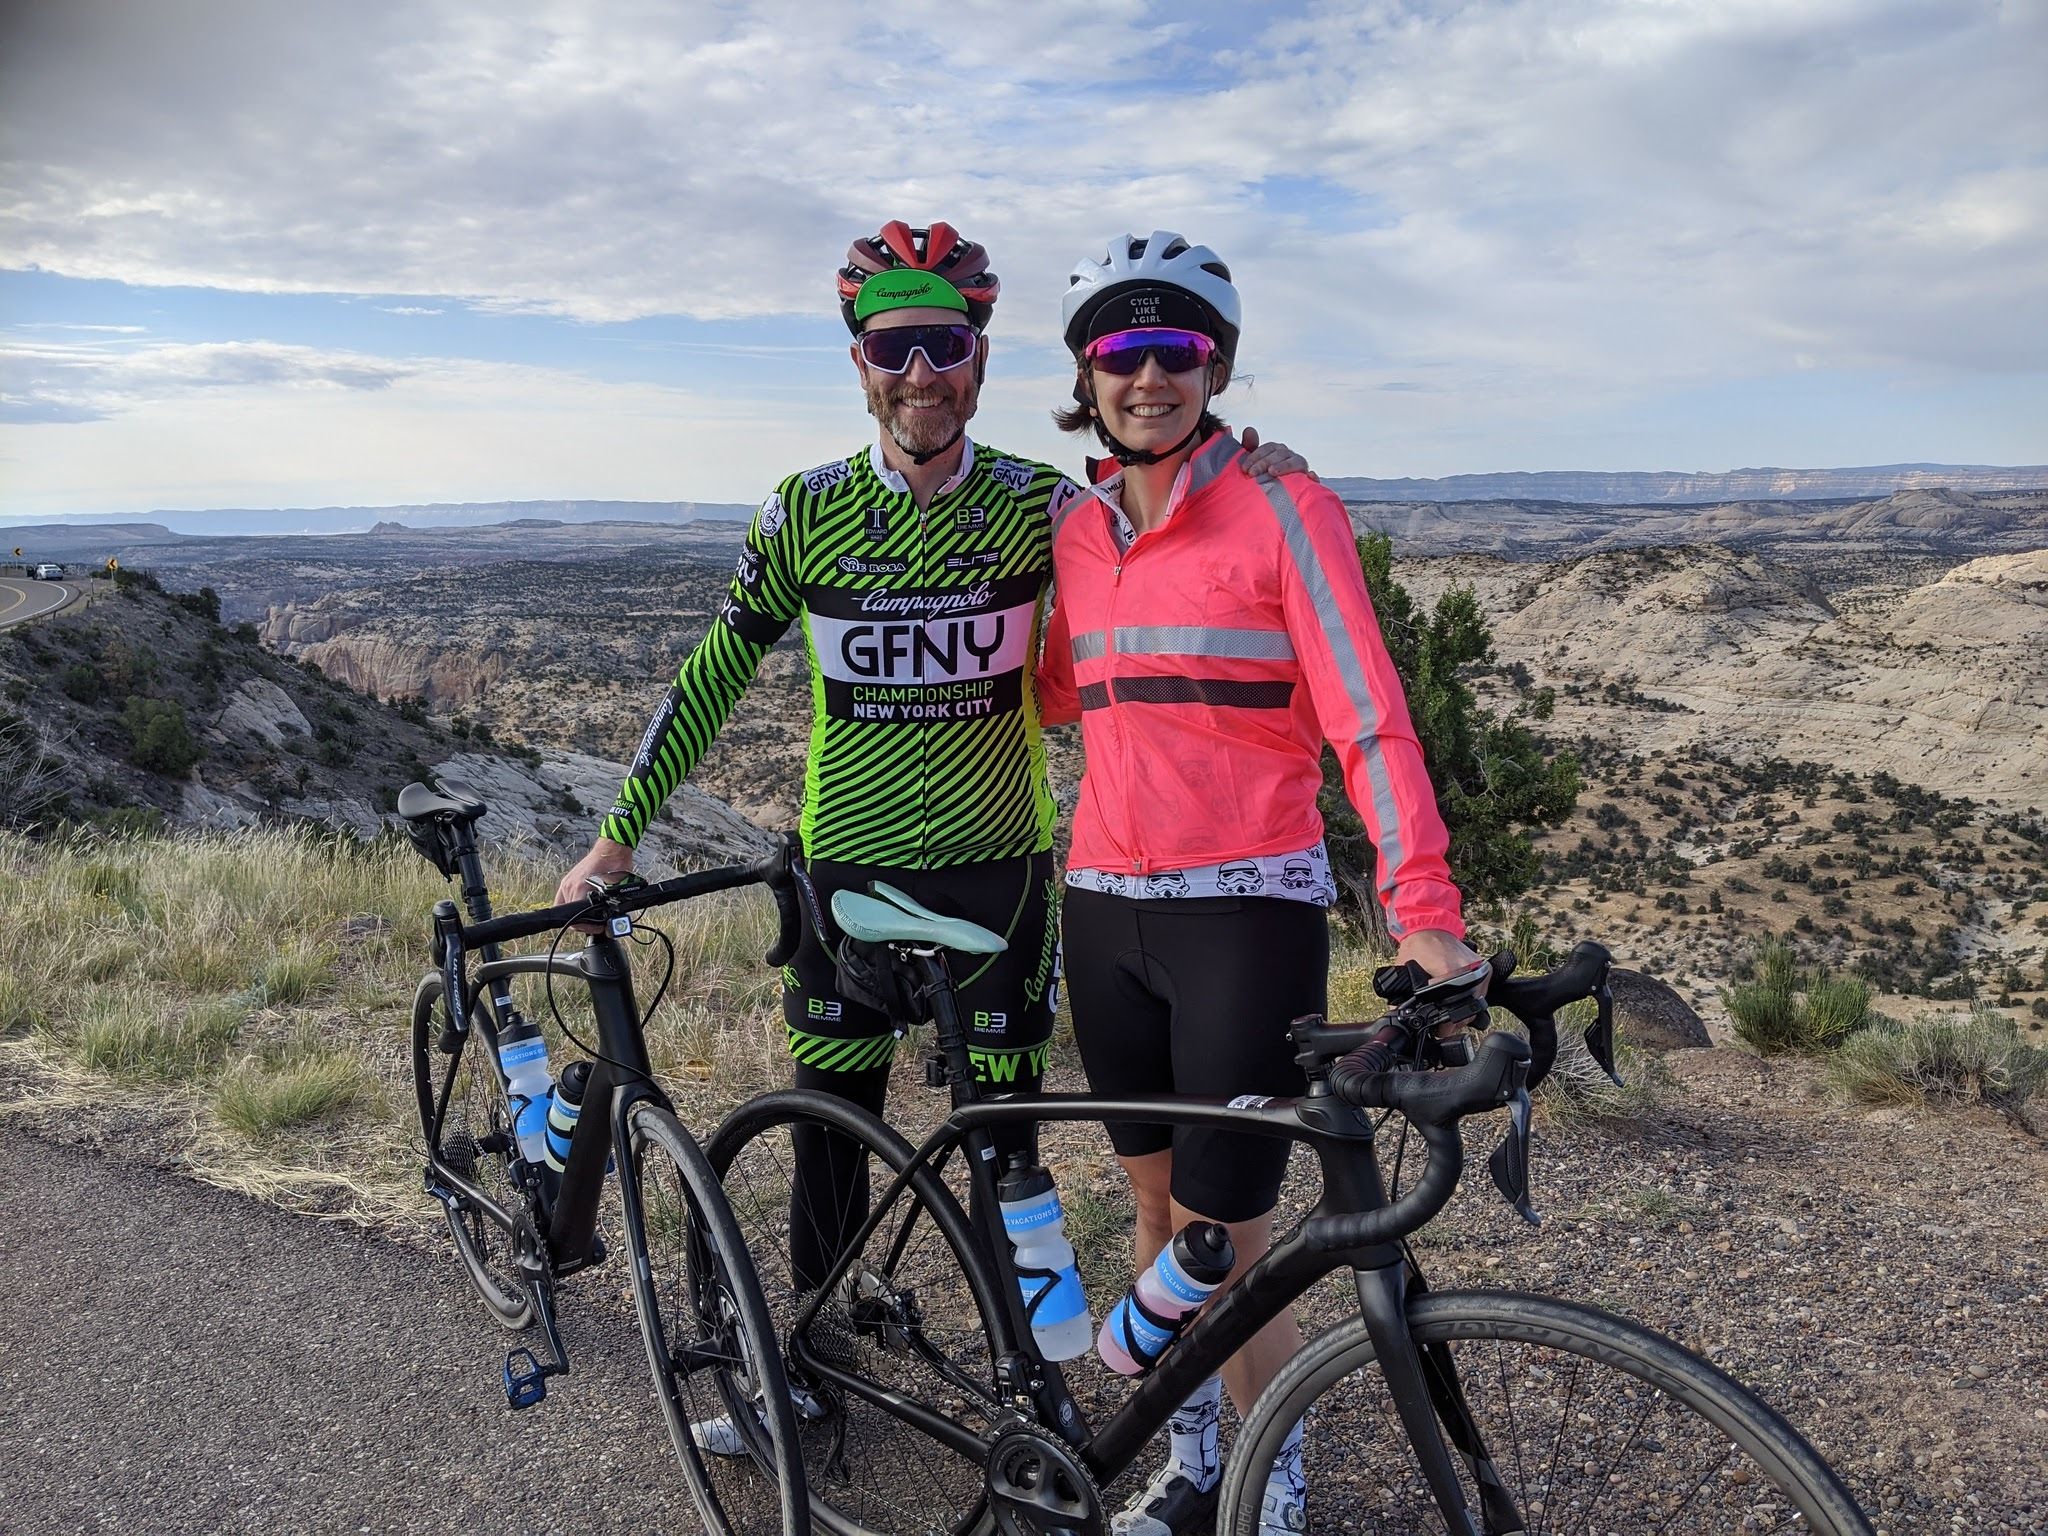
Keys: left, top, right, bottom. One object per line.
{"left": 783, "top": 850, "right": 1059, "bottom": 1085}
{"left": 1062, "top": 886, "right": 1327, "bottom": 1223}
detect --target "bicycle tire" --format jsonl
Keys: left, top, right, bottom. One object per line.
{"left": 1218, "top": 1288, "right": 1874, "bottom": 1535}
{"left": 706, "top": 1088, "right": 1013, "bottom": 1536}
{"left": 410, "top": 972, "right": 534, "bottom": 1329}
{"left": 619, "top": 1097, "right": 810, "bottom": 1536}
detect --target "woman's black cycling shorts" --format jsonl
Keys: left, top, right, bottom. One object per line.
{"left": 1062, "top": 885, "right": 1326, "bottom": 1223}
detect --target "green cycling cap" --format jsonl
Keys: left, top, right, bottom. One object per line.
{"left": 852, "top": 270, "right": 970, "bottom": 324}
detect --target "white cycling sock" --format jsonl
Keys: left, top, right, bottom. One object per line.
{"left": 1262, "top": 1416, "right": 1306, "bottom": 1516}
{"left": 1166, "top": 1374, "right": 1223, "bottom": 1490}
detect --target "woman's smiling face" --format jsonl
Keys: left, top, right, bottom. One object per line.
{"left": 1088, "top": 348, "right": 1219, "bottom": 457}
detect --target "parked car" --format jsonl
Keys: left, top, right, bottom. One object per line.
{"left": 32, "top": 563, "right": 63, "bottom": 580}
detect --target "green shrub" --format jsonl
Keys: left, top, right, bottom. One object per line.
{"left": 60, "top": 663, "right": 104, "bottom": 703}
{"left": 122, "top": 696, "right": 202, "bottom": 774}
{"left": 1725, "top": 939, "right": 1871, "bottom": 1054}
{"left": 1828, "top": 1008, "right": 2048, "bottom": 1109}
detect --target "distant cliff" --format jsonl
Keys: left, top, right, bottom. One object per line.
{"left": 1324, "top": 463, "right": 2048, "bottom": 504}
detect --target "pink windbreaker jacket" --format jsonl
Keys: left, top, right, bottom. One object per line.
{"left": 1039, "top": 432, "right": 1464, "bottom": 940}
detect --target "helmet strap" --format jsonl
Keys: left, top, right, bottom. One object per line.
{"left": 901, "top": 425, "right": 965, "bottom": 466}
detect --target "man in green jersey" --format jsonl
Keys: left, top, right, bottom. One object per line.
{"left": 558, "top": 222, "right": 1300, "bottom": 1297}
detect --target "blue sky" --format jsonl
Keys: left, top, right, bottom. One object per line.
{"left": 3, "top": 0, "right": 2044, "bottom": 519}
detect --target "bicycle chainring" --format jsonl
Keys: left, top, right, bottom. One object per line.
{"left": 986, "top": 1422, "right": 1103, "bottom": 1536}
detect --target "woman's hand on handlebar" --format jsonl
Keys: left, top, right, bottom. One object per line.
{"left": 556, "top": 836, "right": 635, "bottom": 933}
{"left": 1394, "top": 927, "right": 1490, "bottom": 1036}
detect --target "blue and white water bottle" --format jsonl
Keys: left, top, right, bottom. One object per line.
{"left": 496, "top": 1019, "right": 554, "bottom": 1168}
{"left": 1097, "top": 1221, "right": 1235, "bottom": 1375}
{"left": 543, "top": 1058, "right": 592, "bottom": 1173}
{"left": 997, "top": 1159, "right": 1093, "bottom": 1360}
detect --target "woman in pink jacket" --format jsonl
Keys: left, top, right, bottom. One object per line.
{"left": 1038, "top": 233, "right": 1486, "bottom": 1536}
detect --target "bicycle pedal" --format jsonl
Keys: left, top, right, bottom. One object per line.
{"left": 503, "top": 1347, "right": 548, "bottom": 1409}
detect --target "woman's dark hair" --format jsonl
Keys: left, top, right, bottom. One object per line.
{"left": 1052, "top": 359, "right": 1231, "bottom": 448}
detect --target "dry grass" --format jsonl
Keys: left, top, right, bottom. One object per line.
{"left": 0, "top": 824, "right": 791, "bottom": 1223}
{"left": 1827, "top": 1006, "right": 2048, "bottom": 1111}
{"left": 2, "top": 824, "right": 1679, "bottom": 1231}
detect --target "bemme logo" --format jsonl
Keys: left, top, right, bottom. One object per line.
{"left": 802, "top": 459, "right": 852, "bottom": 494}
{"left": 838, "top": 556, "right": 908, "bottom": 576}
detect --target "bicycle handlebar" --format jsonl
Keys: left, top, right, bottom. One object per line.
{"left": 459, "top": 834, "right": 806, "bottom": 967}
{"left": 1306, "top": 941, "right": 1612, "bottom": 1252}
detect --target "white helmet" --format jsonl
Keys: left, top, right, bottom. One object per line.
{"left": 1061, "top": 231, "right": 1241, "bottom": 366}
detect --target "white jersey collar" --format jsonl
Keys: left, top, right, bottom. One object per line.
{"left": 868, "top": 435, "right": 977, "bottom": 498}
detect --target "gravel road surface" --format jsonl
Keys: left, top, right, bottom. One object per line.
{"left": 0, "top": 1123, "right": 733, "bottom": 1535}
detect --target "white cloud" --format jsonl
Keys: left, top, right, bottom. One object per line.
{"left": 0, "top": 340, "right": 413, "bottom": 423}
{"left": 0, "top": 0, "right": 2041, "bottom": 493}
{"left": 377, "top": 306, "right": 444, "bottom": 316}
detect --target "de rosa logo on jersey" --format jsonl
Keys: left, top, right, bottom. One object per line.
{"left": 990, "top": 460, "right": 1033, "bottom": 495}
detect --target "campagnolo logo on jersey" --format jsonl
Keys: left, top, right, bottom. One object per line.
{"left": 802, "top": 459, "right": 852, "bottom": 495}
{"left": 757, "top": 492, "right": 787, "bottom": 538}
{"left": 838, "top": 555, "right": 909, "bottom": 576}
{"left": 632, "top": 695, "right": 675, "bottom": 765}
{"left": 944, "top": 548, "right": 1001, "bottom": 571}
{"left": 990, "top": 460, "right": 1033, "bottom": 494}
{"left": 859, "top": 581, "right": 994, "bottom": 618}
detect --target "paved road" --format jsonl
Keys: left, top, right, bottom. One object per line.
{"left": 0, "top": 576, "right": 78, "bottom": 629}
{"left": 0, "top": 1125, "right": 735, "bottom": 1535}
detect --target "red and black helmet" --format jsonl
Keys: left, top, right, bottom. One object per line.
{"left": 837, "top": 221, "right": 1000, "bottom": 333}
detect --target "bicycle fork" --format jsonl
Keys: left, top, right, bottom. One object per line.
{"left": 1355, "top": 1264, "right": 1524, "bottom": 1535}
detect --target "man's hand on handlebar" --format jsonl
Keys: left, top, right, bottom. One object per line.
{"left": 556, "top": 836, "right": 636, "bottom": 934}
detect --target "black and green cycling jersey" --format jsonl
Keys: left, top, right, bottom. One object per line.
{"left": 602, "top": 438, "right": 1081, "bottom": 868}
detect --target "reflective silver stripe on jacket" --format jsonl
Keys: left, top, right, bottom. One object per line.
{"left": 1258, "top": 478, "right": 1411, "bottom": 922}
{"left": 1070, "top": 625, "right": 1292, "bottom": 663}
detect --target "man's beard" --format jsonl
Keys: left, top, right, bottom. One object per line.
{"left": 867, "top": 377, "right": 974, "bottom": 459}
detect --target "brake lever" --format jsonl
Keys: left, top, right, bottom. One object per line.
{"left": 1584, "top": 979, "right": 1623, "bottom": 1086}
{"left": 1486, "top": 1086, "right": 1540, "bottom": 1226}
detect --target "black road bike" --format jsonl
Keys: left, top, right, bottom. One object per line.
{"left": 704, "top": 871, "right": 1876, "bottom": 1535}
{"left": 400, "top": 781, "right": 813, "bottom": 1536}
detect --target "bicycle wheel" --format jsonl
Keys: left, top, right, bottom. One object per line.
{"left": 410, "top": 973, "right": 534, "bottom": 1329}
{"left": 707, "top": 1089, "right": 1014, "bottom": 1536}
{"left": 1218, "top": 1289, "right": 1873, "bottom": 1535}
{"left": 619, "top": 1096, "right": 809, "bottom": 1536}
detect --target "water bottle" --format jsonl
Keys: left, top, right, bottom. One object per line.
{"left": 543, "top": 1059, "right": 592, "bottom": 1173}
{"left": 1097, "top": 1221, "right": 1235, "bottom": 1376}
{"left": 496, "top": 1018, "right": 554, "bottom": 1168}
{"left": 997, "top": 1159, "right": 1093, "bottom": 1361}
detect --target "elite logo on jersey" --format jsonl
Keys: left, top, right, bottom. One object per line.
{"left": 803, "top": 459, "right": 853, "bottom": 495}
{"left": 990, "top": 459, "right": 1034, "bottom": 495}
{"left": 757, "top": 493, "right": 787, "bottom": 539}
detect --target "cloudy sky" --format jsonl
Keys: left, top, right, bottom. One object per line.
{"left": 3, "top": 0, "right": 2044, "bottom": 519}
